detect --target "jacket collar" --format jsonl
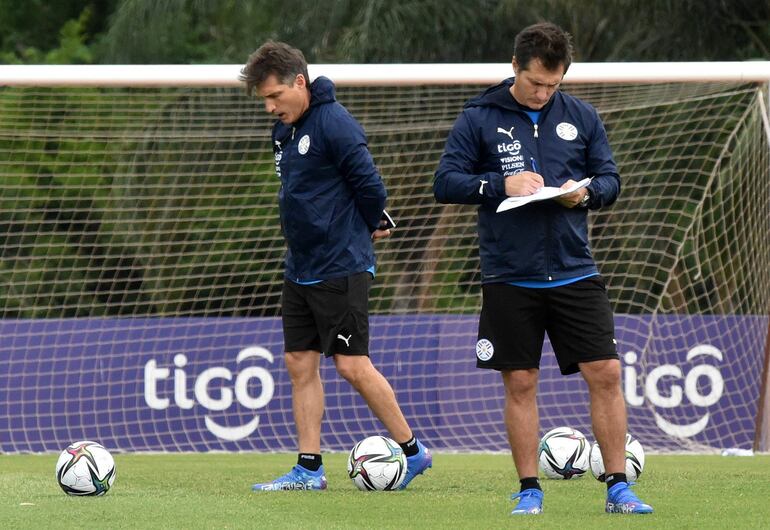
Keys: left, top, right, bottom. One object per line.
{"left": 465, "top": 77, "right": 558, "bottom": 113}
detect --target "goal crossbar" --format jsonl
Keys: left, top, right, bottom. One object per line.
{"left": 1, "top": 61, "right": 770, "bottom": 87}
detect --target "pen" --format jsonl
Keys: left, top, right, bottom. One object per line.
{"left": 530, "top": 157, "right": 539, "bottom": 174}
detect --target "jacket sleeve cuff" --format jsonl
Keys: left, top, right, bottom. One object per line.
{"left": 486, "top": 172, "right": 508, "bottom": 199}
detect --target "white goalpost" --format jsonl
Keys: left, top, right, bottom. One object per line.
{"left": 0, "top": 62, "right": 768, "bottom": 454}
{"left": 3, "top": 61, "right": 770, "bottom": 86}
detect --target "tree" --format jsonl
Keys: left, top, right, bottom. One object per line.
{"left": 3, "top": 0, "right": 768, "bottom": 64}
{"left": 0, "top": 0, "right": 117, "bottom": 63}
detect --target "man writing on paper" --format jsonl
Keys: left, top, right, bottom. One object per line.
{"left": 434, "top": 22, "right": 652, "bottom": 515}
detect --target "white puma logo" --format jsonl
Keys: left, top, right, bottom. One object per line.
{"left": 337, "top": 334, "right": 352, "bottom": 347}
{"left": 478, "top": 179, "right": 488, "bottom": 195}
{"left": 496, "top": 126, "right": 515, "bottom": 140}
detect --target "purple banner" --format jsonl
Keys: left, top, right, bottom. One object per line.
{"left": 1, "top": 315, "right": 766, "bottom": 453}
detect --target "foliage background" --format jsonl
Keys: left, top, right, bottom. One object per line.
{"left": 1, "top": 0, "right": 769, "bottom": 65}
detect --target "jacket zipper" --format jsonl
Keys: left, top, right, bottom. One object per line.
{"left": 531, "top": 119, "right": 551, "bottom": 280}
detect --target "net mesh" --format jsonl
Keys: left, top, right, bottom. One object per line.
{"left": 0, "top": 79, "right": 768, "bottom": 453}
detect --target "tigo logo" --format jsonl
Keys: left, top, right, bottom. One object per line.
{"left": 144, "top": 346, "right": 276, "bottom": 441}
{"left": 623, "top": 345, "right": 724, "bottom": 438}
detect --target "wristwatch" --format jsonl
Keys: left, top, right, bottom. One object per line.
{"left": 579, "top": 189, "right": 591, "bottom": 208}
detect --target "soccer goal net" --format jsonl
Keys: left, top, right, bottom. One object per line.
{"left": 0, "top": 63, "right": 768, "bottom": 454}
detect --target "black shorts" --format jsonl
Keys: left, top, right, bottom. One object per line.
{"left": 476, "top": 276, "right": 618, "bottom": 375}
{"left": 282, "top": 271, "right": 371, "bottom": 357}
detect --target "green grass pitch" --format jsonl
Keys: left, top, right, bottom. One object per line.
{"left": 2, "top": 453, "right": 769, "bottom": 529}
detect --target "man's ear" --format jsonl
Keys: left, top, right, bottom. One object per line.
{"left": 294, "top": 73, "right": 307, "bottom": 89}
{"left": 512, "top": 56, "right": 519, "bottom": 75}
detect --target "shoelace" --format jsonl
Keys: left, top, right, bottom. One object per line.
{"left": 610, "top": 485, "right": 642, "bottom": 504}
{"left": 511, "top": 489, "right": 542, "bottom": 501}
{"left": 511, "top": 489, "right": 543, "bottom": 513}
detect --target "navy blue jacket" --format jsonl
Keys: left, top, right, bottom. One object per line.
{"left": 272, "top": 76, "right": 386, "bottom": 281}
{"left": 434, "top": 77, "right": 620, "bottom": 283}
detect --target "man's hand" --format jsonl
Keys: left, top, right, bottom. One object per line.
{"left": 372, "top": 228, "right": 392, "bottom": 241}
{"left": 504, "top": 171, "right": 544, "bottom": 196}
{"left": 554, "top": 179, "right": 588, "bottom": 208}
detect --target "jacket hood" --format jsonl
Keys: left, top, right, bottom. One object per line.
{"left": 309, "top": 76, "right": 337, "bottom": 108}
{"left": 465, "top": 77, "right": 556, "bottom": 113}
{"left": 274, "top": 76, "right": 337, "bottom": 135}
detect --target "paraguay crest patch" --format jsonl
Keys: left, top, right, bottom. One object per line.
{"left": 476, "top": 338, "right": 494, "bottom": 361}
{"left": 298, "top": 134, "right": 311, "bottom": 155}
{"left": 555, "top": 122, "right": 578, "bottom": 141}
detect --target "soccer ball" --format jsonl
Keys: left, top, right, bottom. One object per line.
{"left": 538, "top": 427, "right": 590, "bottom": 479}
{"left": 589, "top": 433, "right": 645, "bottom": 482}
{"left": 55, "top": 441, "right": 116, "bottom": 496}
{"left": 347, "top": 435, "right": 407, "bottom": 491}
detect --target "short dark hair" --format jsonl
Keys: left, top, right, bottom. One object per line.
{"left": 514, "top": 22, "right": 573, "bottom": 73}
{"left": 239, "top": 40, "right": 310, "bottom": 96}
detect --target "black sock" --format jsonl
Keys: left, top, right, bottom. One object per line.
{"left": 400, "top": 437, "right": 419, "bottom": 457}
{"left": 297, "top": 453, "right": 322, "bottom": 472}
{"left": 519, "top": 476, "right": 541, "bottom": 492}
{"left": 606, "top": 472, "right": 627, "bottom": 490}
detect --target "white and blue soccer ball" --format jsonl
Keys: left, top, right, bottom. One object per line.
{"left": 55, "top": 440, "right": 116, "bottom": 496}
{"left": 538, "top": 427, "right": 590, "bottom": 479}
{"left": 589, "top": 433, "right": 645, "bottom": 482}
{"left": 347, "top": 435, "right": 407, "bottom": 491}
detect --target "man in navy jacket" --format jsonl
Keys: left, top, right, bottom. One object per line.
{"left": 241, "top": 41, "right": 431, "bottom": 491}
{"left": 435, "top": 23, "right": 652, "bottom": 515}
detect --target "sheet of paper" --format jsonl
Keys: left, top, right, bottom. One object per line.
{"left": 496, "top": 177, "right": 592, "bottom": 213}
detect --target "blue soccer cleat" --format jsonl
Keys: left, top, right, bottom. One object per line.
{"left": 398, "top": 440, "right": 432, "bottom": 489}
{"left": 511, "top": 488, "right": 544, "bottom": 515}
{"left": 605, "top": 482, "right": 653, "bottom": 514}
{"left": 251, "top": 465, "right": 327, "bottom": 491}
